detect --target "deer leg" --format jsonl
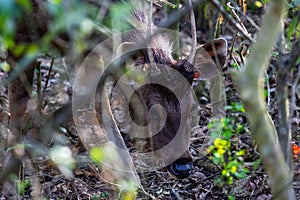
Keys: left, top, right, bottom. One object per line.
{"left": 7, "top": 62, "right": 35, "bottom": 147}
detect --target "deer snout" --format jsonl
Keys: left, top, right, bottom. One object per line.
{"left": 167, "top": 158, "right": 193, "bottom": 179}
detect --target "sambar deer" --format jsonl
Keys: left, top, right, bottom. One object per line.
{"left": 1, "top": 1, "right": 227, "bottom": 186}
{"left": 92, "top": 6, "right": 228, "bottom": 179}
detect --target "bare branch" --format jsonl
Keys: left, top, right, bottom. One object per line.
{"left": 187, "top": 0, "right": 197, "bottom": 63}
{"left": 285, "top": 38, "right": 300, "bottom": 72}
{"left": 209, "top": 0, "right": 254, "bottom": 43}
{"left": 158, "top": 0, "right": 205, "bottom": 28}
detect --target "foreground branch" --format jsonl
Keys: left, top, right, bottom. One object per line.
{"left": 233, "top": 0, "right": 295, "bottom": 199}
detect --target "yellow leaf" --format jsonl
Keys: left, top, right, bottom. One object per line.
{"left": 255, "top": 1, "right": 263, "bottom": 8}
{"left": 230, "top": 165, "right": 237, "bottom": 173}
{"left": 90, "top": 146, "right": 105, "bottom": 164}
{"left": 0, "top": 61, "right": 11, "bottom": 72}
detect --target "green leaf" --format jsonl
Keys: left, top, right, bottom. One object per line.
{"left": 13, "top": 44, "right": 26, "bottom": 57}
{"left": 100, "top": 191, "right": 109, "bottom": 198}
{"left": 236, "top": 149, "right": 246, "bottom": 156}
{"left": 228, "top": 195, "right": 235, "bottom": 200}
{"left": 0, "top": 61, "right": 11, "bottom": 72}
{"left": 90, "top": 146, "right": 105, "bottom": 164}
{"left": 50, "top": 0, "right": 62, "bottom": 4}
{"left": 223, "top": 129, "right": 232, "bottom": 140}
{"left": 17, "top": 180, "right": 31, "bottom": 195}
{"left": 26, "top": 44, "right": 39, "bottom": 56}
{"left": 286, "top": 17, "right": 298, "bottom": 45}
{"left": 255, "top": 1, "right": 263, "bottom": 8}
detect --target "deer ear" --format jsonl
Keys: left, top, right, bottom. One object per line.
{"left": 194, "top": 38, "right": 227, "bottom": 79}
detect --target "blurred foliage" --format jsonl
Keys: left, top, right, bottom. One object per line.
{"left": 90, "top": 146, "right": 106, "bottom": 164}
{"left": 0, "top": 1, "right": 99, "bottom": 67}
{"left": 118, "top": 179, "right": 138, "bottom": 200}
{"left": 0, "top": 61, "right": 10, "bottom": 72}
{"left": 0, "top": 0, "right": 31, "bottom": 49}
{"left": 90, "top": 145, "right": 138, "bottom": 200}
{"left": 50, "top": 145, "right": 75, "bottom": 177}
{"left": 107, "top": 3, "right": 133, "bottom": 31}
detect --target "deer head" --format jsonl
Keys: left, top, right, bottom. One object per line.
{"left": 106, "top": 26, "right": 227, "bottom": 178}
{"left": 74, "top": 6, "right": 228, "bottom": 181}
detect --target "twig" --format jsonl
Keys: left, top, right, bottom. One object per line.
{"left": 227, "top": 2, "right": 249, "bottom": 35}
{"left": 278, "top": 38, "right": 300, "bottom": 123}
{"left": 42, "top": 57, "right": 54, "bottom": 101}
{"left": 187, "top": 0, "right": 197, "bottom": 64}
{"left": 265, "top": 71, "right": 271, "bottom": 109}
{"left": 36, "top": 61, "right": 42, "bottom": 108}
{"left": 228, "top": 0, "right": 260, "bottom": 31}
{"left": 229, "top": 31, "right": 242, "bottom": 68}
{"left": 158, "top": 0, "right": 205, "bottom": 28}
{"left": 284, "top": 38, "right": 300, "bottom": 72}
{"left": 209, "top": 0, "right": 254, "bottom": 43}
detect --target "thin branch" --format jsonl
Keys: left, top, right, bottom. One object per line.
{"left": 209, "top": 0, "right": 254, "bottom": 43}
{"left": 158, "top": 0, "right": 205, "bottom": 28}
{"left": 226, "top": 2, "right": 249, "bottom": 35}
{"left": 187, "top": 0, "right": 197, "bottom": 63}
{"left": 42, "top": 57, "right": 54, "bottom": 101}
{"left": 227, "top": 0, "right": 260, "bottom": 31}
{"left": 284, "top": 38, "right": 300, "bottom": 72}
{"left": 290, "top": 67, "right": 300, "bottom": 120}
